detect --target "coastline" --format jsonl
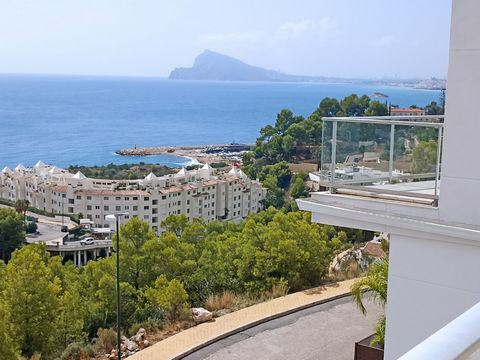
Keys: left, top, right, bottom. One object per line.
{"left": 115, "top": 144, "right": 253, "bottom": 163}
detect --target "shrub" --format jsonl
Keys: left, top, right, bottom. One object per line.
{"left": 60, "top": 342, "right": 94, "bottom": 360}
{"left": 26, "top": 222, "right": 38, "bottom": 234}
{"left": 204, "top": 291, "right": 236, "bottom": 312}
{"left": 128, "top": 306, "right": 167, "bottom": 336}
{"left": 94, "top": 328, "right": 117, "bottom": 354}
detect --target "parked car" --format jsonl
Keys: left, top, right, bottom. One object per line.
{"left": 80, "top": 237, "right": 94, "bottom": 245}
{"left": 61, "top": 225, "right": 69, "bottom": 232}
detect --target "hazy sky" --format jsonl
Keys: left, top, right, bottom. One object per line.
{"left": 0, "top": 0, "right": 452, "bottom": 78}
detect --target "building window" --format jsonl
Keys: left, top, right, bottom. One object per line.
{"left": 115, "top": 197, "right": 121, "bottom": 201}
{"left": 125, "top": 205, "right": 129, "bottom": 210}
{"left": 116, "top": 206, "right": 121, "bottom": 211}
{"left": 104, "top": 197, "right": 109, "bottom": 200}
{"left": 125, "top": 197, "right": 129, "bottom": 201}
{"left": 162, "top": 195, "right": 166, "bottom": 200}
{"left": 87, "top": 205, "right": 92, "bottom": 210}
{"left": 152, "top": 217, "right": 158, "bottom": 223}
{"left": 144, "top": 197, "right": 149, "bottom": 201}
{"left": 187, "top": 199, "right": 190, "bottom": 205}
{"left": 177, "top": 210, "right": 180, "bottom": 214}
{"left": 104, "top": 206, "right": 109, "bottom": 211}
{"left": 187, "top": 209, "right": 190, "bottom": 214}
{"left": 152, "top": 199, "right": 158, "bottom": 205}
{"left": 178, "top": 201, "right": 181, "bottom": 206}
{"left": 133, "top": 197, "right": 138, "bottom": 201}
{"left": 143, "top": 215, "right": 149, "bottom": 220}
{"left": 87, "top": 196, "right": 92, "bottom": 200}
{"left": 133, "top": 206, "right": 138, "bottom": 211}
{"left": 95, "top": 205, "right": 100, "bottom": 210}
{"left": 76, "top": 195, "right": 81, "bottom": 200}
{"left": 144, "top": 206, "right": 149, "bottom": 210}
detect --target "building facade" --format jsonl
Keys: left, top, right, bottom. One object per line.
{"left": 298, "top": 1, "right": 480, "bottom": 358}
{"left": 1, "top": 162, "right": 266, "bottom": 233}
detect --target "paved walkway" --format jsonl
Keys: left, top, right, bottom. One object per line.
{"left": 130, "top": 279, "right": 359, "bottom": 360}
{"left": 184, "top": 296, "right": 381, "bottom": 360}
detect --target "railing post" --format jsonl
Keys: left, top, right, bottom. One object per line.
{"left": 331, "top": 121, "right": 337, "bottom": 188}
{"left": 435, "top": 126, "right": 443, "bottom": 198}
{"left": 389, "top": 124, "right": 395, "bottom": 182}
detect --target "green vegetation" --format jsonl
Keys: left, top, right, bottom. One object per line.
{"left": 0, "top": 208, "right": 25, "bottom": 263}
{"left": 351, "top": 258, "right": 388, "bottom": 348}
{"left": 0, "top": 210, "right": 368, "bottom": 359}
{"left": 243, "top": 94, "right": 389, "bottom": 208}
{"left": 68, "top": 162, "right": 175, "bottom": 180}
{"left": 412, "top": 140, "right": 438, "bottom": 174}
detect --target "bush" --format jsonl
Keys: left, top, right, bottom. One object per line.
{"left": 60, "top": 342, "right": 95, "bottom": 360}
{"left": 26, "top": 222, "right": 38, "bottom": 234}
{"left": 128, "top": 306, "right": 167, "bottom": 335}
{"left": 94, "top": 328, "right": 117, "bottom": 354}
{"left": 204, "top": 291, "right": 236, "bottom": 312}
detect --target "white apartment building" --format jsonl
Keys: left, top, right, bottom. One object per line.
{"left": 298, "top": 1, "right": 480, "bottom": 359}
{"left": 0, "top": 162, "right": 266, "bottom": 233}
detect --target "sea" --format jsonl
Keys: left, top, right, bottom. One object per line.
{"left": 0, "top": 74, "right": 441, "bottom": 169}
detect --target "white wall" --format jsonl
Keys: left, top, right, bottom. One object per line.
{"left": 439, "top": 0, "right": 480, "bottom": 228}
{"left": 385, "top": 233, "right": 480, "bottom": 359}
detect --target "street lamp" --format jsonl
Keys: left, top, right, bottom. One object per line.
{"left": 106, "top": 212, "right": 129, "bottom": 360}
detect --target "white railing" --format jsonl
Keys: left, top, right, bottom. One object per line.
{"left": 398, "top": 301, "right": 480, "bottom": 360}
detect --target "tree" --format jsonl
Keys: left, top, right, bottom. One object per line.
{"left": 424, "top": 101, "right": 443, "bottom": 115}
{"left": 412, "top": 140, "right": 438, "bottom": 174}
{"left": 0, "top": 208, "right": 25, "bottom": 262}
{"left": 351, "top": 258, "right": 388, "bottom": 347}
{"left": 0, "top": 301, "right": 19, "bottom": 360}
{"left": 118, "top": 217, "right": 156, "bottom": 289}
{"left": 14, "top": 199, "right": 29, "bottom": 224}
{"left": 145, "top": 275, "right": 189, "bottom": 321}
{"left": 289, "top": 172, "right": 309, "bottom": 199}
{"left": 365, "top": 101, "right": 389, "bottom": 116}
{"left": 317, "top": 97, "right": 341, "bottom": 117}
{"left": 2, "top": 245, "right": 61, "bottom": 358}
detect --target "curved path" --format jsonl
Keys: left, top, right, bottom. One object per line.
{"left": 183, "top": 296, "right": 381, "bottom": 360}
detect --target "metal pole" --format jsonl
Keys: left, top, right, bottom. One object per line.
{"left": 434, "top": 126, "right": 443, "bottom": 198}
{"left": 331, "top": 121, "right": 337, "bottom": 186}
{"left": 116, "top": 217, "right": 121, "bottom": 360}
{"left": 389, "top": 124, "right": 395, "bottom": 181}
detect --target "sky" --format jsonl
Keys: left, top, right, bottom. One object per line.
{"left": 0, "top": 0, "right": 452, "bottom": 79}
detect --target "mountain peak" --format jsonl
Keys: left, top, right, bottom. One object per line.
{"left": 169, "top": 50, "right": 313, "bottom": 82}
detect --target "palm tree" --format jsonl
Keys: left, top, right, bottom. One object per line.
{"left": 351, "top": 258, "right": 388, "bottom": 347}
{"left": 14, "top": 199, "right": 30, "bottom": 226}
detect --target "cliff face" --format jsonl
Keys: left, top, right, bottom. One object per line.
{"left": 169, "top": 50, "right": 317, "bottom": 82}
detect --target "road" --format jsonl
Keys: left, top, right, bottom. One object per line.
{"left": 183, "top": 296, "right": 382, "bottom": 360}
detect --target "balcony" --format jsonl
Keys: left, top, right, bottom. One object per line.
{"left": 314, "top": 115, "right": 444, "bottom": 206}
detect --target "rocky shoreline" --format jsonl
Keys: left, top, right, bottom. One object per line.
{"left": 115, "top": 144, "right": 252, "bottom": 163}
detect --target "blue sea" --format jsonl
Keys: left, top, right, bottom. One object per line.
{"left": 0, "top": 74, "right": 440, "bottom": 168}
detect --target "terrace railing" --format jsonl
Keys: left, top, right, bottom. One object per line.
{"left": 319, "top": 115, "right": 444, "bottom": 205}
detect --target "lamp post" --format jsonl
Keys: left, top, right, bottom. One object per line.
{"left": 106, "top": 212, "right": 129, "bottom": 360}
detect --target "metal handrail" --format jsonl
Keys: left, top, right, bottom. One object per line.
{"left": 321, "top": 115, "right": 444, "bottom": 128}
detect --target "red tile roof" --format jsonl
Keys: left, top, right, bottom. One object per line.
{"left": 391, "top": 108, "right": 425, "bottom": 113}
{"left": 75, "top": 189, "right": 149, "bottom": 196}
